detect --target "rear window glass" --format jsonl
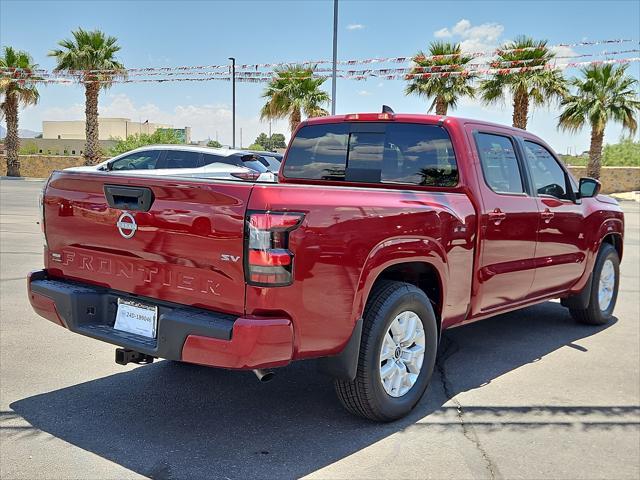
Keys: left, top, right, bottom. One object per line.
{"left": 283, "top": 123, "right": 458, "bottom": 186}
{"left": 284, "top": 123, "right": 350, "bottom": 180}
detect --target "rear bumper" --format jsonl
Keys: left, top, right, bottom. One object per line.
{"left": 27, "top": 270, "right": 293, "bottom": 369}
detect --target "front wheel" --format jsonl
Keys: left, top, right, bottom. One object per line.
{"left": 334, "top": 281, "right": 438, "bottom": 422}
{"left": 570, "top": 243, "right": 620, "bottom": 325}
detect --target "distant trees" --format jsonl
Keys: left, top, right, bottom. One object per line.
{"left": 559, "top": 64, "right": 639, "bottom": 178}
{"left": 0, "top": 46, "right": 40, "bottom": 176}
{"left": 479, "top": 36, "right": 567, "bottom": 130}
{"left": 405, "top": 41, "right": 475, "bottom": 115}
{"left": 109, "top": 129, "right": 183, "bottom": 156}
{"left": 253, "top": 132, "right": 287, "bottom": 151}
{"left": 260, "top": 65, "right": 330, "bottom": 134}
{"left": 270, "top": 133, "right": 286, "bottom": 149}
{"left": 207, "top": 140, "right": 223, "bottom": 148}
{"left": 49, "top": 29, "right": 125, "bottom": 165}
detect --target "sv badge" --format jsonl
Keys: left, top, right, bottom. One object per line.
{"left": 220, "top": 254, "right": 240, "bottom": 263}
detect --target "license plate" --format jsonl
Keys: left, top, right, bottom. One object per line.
{"left": 114, "top": 298, "right": 158, "bottom": 338}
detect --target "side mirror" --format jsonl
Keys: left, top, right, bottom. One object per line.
{"left": 578, "top": 177, "right": 601, "bottom": 198}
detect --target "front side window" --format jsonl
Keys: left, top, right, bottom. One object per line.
{"left": 523, "top": 141, "right": 571, "bottom": 199}
{"left": 109, "top": 150, "right": 161, "bottom": 171}
{"left": 283, "top": 123, "right": 458, "bottom": 186}
{"left": 159, "top": 150, "right": 201, "bottom": 169}
{"left": 475, "top": 133, "right": 524, "bottom": 194}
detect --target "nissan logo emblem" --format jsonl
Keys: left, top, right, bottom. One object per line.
{"left": 116, "top": 212, "right": 137, "bottom": 239}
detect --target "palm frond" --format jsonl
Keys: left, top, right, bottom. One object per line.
{"left": 558, "top": 64, "right": 640, "bottom": 135}
{"left": 404, "top": 41, "right": 476, "bottom": 113}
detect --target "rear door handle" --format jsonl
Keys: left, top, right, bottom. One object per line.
{"left": 541, "top": 209, "right": 555, "bottom": 223}
{"left": 488, "top": 209, "right": 507, "bottom": 225}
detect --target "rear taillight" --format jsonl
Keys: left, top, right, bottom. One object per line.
{"left": 230, "top": 171, "right": 261, "bottom": 181}
{"left": 245, "top": 211, "right": 304, "bottom": 286}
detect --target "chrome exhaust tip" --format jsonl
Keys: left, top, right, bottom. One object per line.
{"left": 252, "top": 369, "right": 275, "bottom": 382}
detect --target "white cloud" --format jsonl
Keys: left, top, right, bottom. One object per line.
{"left": 433, "top": 19, "right": 504, "bottom": 54}
{"left": 346, "top": 24, "right": 365, "bottom": 31}
{"left": 549, "top": 45, "right": 578, "bottom": 61}
{"left": 433, "top": 27, "right": 452, "bottom": 38}
{"left": 37, "top": 93, "right": 289, "bottom": 146}
{"left": 357, "top": 90, "right": 372, "bottom": 96}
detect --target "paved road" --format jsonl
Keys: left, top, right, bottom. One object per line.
{"left": 1, "top": 179, "right": 638, "bottom": 480}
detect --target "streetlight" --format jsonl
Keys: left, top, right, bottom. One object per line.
{"left": 331, "top": 0, "right": 338, "bottom": 115}
{"left": 229, "top": 57, "right": 236, "bottom": 148}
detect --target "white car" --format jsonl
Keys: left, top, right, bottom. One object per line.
{"left": 65, "top": 145, "right": 281, "bottom": 182}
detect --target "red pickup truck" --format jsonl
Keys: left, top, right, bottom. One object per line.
{"left": 28, "top": 111, "right": 624, "bottom": 421}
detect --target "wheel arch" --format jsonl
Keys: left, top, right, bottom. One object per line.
{"left": 369, "top": 261, "right": 444, "bottom": 338}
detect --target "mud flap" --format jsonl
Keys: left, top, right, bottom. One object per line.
{"left": 561, "top": 273, "right": 593, "bottom": 309}
{"left": 317, "top": 318, "right": 363, "bottom": 381}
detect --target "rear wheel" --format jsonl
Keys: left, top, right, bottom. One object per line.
{"left": 570, "top": 243, "right": 620, "bottom": 325}
{"left": 334, "top": 281, "right": 438, "bottom": 422}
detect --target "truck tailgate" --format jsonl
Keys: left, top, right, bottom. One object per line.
{"left": 43, "top": 171, "right": 251, "bottom": 315}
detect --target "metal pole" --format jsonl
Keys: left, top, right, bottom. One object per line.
{"left": 331, "top": 0, "right": 338, "bottom": 115}
{"left": 229, "top": 57, "right": 236, "bottom": 148}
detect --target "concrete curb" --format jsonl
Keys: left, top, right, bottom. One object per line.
{"left": 610, "top": 191, "right": 640, "bottom": 203}
{"left": 1, "top": 176, "right": 46, "bottom": 181}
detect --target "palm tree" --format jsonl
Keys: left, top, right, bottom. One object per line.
{"left": 405, "top": 41, "right": 475, "bottom": 115}
{"left": 0, "top": 47, "right": 40, "bottom": 177}
{"left": 49, "top": 28, "right": 124, "bottom": 165}
{"left": 480, "top": 36, "right": 567, "bottom": 130}
{"left": 558, "top": 64, "right": 639, "bottom": 179}
{"left": 260, "top": 65, "right": 330, "bottom": 134}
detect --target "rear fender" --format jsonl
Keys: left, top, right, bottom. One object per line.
{"left": 318, "top": 238, "right": 447, "bottom": 381}
{"left": 352, "top": 237, "right": 448, "bottom": 325}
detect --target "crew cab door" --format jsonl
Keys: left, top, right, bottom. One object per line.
{"left": 519, "top": 140, "right": 588, "bottom": 295}
{"left": 470, "top": 129, "right": 540, "bottom": 313}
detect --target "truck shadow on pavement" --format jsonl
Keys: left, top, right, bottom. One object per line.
{"left": 8, "top": 301, "right": 635, "bottom": 479}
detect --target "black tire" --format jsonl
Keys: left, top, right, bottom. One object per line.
{"left": 570, "top": 243, "right": 620, "bottom": 325}
{"left": 334, "top": 281, "right": 438, "bottom": 422}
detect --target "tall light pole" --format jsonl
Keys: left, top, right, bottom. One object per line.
{"left": 331, "top": 0, "right": 338, "bottom": 115}
{"left": 229, "top": 57, "right": 236, "bottom": 148}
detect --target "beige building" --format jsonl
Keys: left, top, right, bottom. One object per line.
{"left": 42, "top": 117, "right": 191, "bottom": 143}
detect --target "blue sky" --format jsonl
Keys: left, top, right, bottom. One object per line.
{"left": 1, "top": 0, "right": 639, "bottom": 152}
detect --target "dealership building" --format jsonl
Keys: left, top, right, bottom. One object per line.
{"left": 43, "top": 117, "right": 191, "bottom": 143}
{"left": 16, "top": 118, "right": 192, "bottom": 156}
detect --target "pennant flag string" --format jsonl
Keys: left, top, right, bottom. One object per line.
{"left": 0, "top": 39, "right": 634, "bottom": 76}
{"left": 5, "top": 56, "right": 638, "bottom": 85}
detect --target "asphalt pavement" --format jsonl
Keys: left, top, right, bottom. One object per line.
{"left": 1, "top": 179, "right": 638, "bottom": 480}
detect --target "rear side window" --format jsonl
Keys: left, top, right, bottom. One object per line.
{"left": 202, "top": 153, "right": 240, "bottom": 167}
{"left": 159, "top": 150, "right": 201, "bottom": 169}
{"left": 475, "top": 133, "right": 524, "bottom": 194}
{"left": 523, "top": 141, "right": 571, "bottom": 200}
{"left": 110, "top": 150, "right": 160, "bottom": 171}
{"left": 283, "top": 123, "right": 458, "bottom": 186}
